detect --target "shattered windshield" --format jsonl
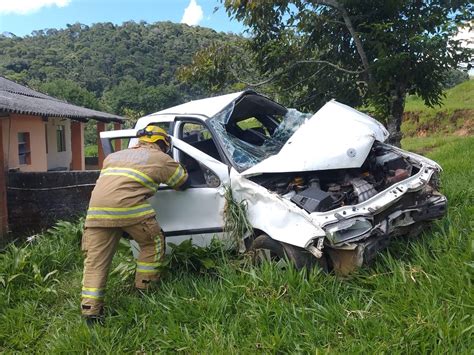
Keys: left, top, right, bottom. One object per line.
{"left": 209, "top": 103, "right": 313, "bottom": 172}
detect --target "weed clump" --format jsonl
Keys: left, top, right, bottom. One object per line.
{"left": 0, "top": 220, "right": 84, "bottom": 294}
{"left": 223, "top": 186, "right": 252, "bottom": 246}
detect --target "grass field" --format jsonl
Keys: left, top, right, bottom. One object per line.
{"left": 402, "top": 80, "right": 473, "bottom": 137}
{"left": 405, "top": 80, "right": 473, "bottom": 112}
{"left": 1, "top": 135, "right": 473, "bottom": 353}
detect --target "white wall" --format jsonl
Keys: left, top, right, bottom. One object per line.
{"left": 46, "top": 118, "right": 72, "bottom": 171}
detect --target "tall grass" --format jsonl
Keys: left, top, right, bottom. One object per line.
{"left": 405, "top": 79, "right": 474, "bottom": 112}
{"left": 0, "top": 137, "right": 472, "bottom": 353}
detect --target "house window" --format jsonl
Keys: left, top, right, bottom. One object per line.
{"left": 56, "top": 125, "right": 66, "bottom": 152}
{"left": 18, "top": 132, "right": 31, "bottom": 165}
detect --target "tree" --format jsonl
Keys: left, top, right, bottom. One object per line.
{"left": 0, "top": 21, "right": 235, "bottom": 104}
{"left": 101, "top": 76, "right": 182, "bottom": 116}
{"left": 32, "top": 79, "right": 101, "bottom": 109}
{"left": 177, "top": 40, "right": 250, "bottom": 93}
{"left": 183, "top": 1, "right": 472, "bottom": 146}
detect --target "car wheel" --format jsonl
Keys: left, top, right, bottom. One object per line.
{"left": 249, "top": 234, "right": 285, "bottom": 266}
{"left": 249, "top": 234, "right": 326, "bottom": 271}
{"left": 280, "top": 241, "right": 325, "bottom": 271}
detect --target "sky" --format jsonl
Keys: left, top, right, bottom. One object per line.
{"left": 0, "top": 0, "right": 245, "bottom": 37}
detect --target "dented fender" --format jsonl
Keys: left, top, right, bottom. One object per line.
{"left": 230, "top": 169, "right": 325, "bottom": 249}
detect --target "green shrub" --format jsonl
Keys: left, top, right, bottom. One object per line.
{"left": 84, "top": 145, "right": 98, "bottom": 157}
{"left": 442, "top": 69, "right": 469, "bottom": 89}
{"left": 0, "top": 220, "right": 83, "bottom": 298}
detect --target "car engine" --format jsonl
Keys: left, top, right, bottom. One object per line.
{"left": 250, "top": 142, "right": 417, "bottom": 213}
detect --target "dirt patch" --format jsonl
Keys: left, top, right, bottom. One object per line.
{"left": 454, "top": 119, "right": 474, "bottom": 136}
{"left": 451, "top": 109, "right": 473, "bottom": 122}
{"left": 403, "top": 109, "right": 474, "bottom": 137}
{"left": 404, "top": 111, "right": 420, "bottom": 123}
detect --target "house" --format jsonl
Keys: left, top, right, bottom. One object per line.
{"left": 0, "top": 76, "right": 126, "bottom": 239}
{"left": 0, "top": 76, "right": 125, "bottom": 172}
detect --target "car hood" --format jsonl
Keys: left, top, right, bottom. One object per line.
{"left": 242, "top": 100, "right": 389, "bottom": 176}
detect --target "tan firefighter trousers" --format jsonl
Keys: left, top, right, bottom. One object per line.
{"left": 81, "top": 217, "right": 165, "bottom": 316}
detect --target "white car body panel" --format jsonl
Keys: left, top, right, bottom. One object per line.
{"left": 243, "top": 101, "right": 389, "bottom": 176}
{"left": 230, "top": 169, "right": 326, "bottom": 248}
{"left": 100, "top": 129, "right": 138, "bottom": 138}
{"left": 150, "top": 188, "right": 224, "bottom": 231}
{"left": 148, "top": 137, "right": 229, "bottom": 234}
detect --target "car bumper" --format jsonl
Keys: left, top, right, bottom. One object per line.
{"left": 305, "top": 162, "right": 447, "bottom": 269}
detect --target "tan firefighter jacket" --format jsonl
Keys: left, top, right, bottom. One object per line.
{"left": 85, "top": 142, "right": 188, "bottom": 228}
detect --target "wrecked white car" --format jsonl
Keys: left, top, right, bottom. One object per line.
{"left": 101, "top": 91, "right": 447, "bottom": 273}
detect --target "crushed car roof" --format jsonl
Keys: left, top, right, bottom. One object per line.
{"left": 143, "top": 90, "right": 286, "bottom": 122}
{"left": 107, "top": 90, "right": 390, "bottom": 175}
{"left": 242, "top": 100, "right": 390, "bottom": 175}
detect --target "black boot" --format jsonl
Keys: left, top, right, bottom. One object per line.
{"left": 84, "top": 314, "right": 105, "bottom": 327}
{"left": 82, "top": 305, "right": 105, "bottom": 327}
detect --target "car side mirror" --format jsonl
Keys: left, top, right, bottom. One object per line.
{"left": 202, "top": 166, "right": 220, "bottom": 188}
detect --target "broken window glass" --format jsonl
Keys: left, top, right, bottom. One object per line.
{"left": 271, "top": 108, "right": 312, "bottom": 143}
{"left": 209, "top": 104, "right": 313, "bottom": 172}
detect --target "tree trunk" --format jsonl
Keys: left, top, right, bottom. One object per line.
{"left": 386, "top": 86, "right": 406, "bottom": 148}
{"left": 317, "top": 0, "right": 371, "bottom": 82}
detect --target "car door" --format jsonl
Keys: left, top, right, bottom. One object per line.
{"left": 100, "top": 120, "right": 230, "bottom": 249}
{"left": 150, "top": 134, "right": 229, "bottom": 247}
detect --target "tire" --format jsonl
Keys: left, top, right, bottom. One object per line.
{"left": 249, "top": 234, "right": 327, "bottom": 271}
{"left": 249, "top": 234, "right": 285, "bottom": 266}
{"left": 280, "top": 242, "right": 320, "bottom": 271}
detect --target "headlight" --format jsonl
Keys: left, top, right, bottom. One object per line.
{"left": 326, "top": 218, "right": 372, "bottom": 244}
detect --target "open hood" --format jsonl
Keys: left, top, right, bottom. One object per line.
{"left": 242, "top": 101, "right": 389, "bottom": 176}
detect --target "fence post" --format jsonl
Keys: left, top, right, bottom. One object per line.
{"left": 114, "top": 122, "right": 122, "bottom": 151}
{"left": 96, "top": 121, "right": 106, "bottom": 169}
{"left": 0, "top": 119, "right": 9, "bottom": 237}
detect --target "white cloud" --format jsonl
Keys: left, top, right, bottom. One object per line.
{"left": 181, "top": 0, "right": 203, "bottom": 26}
{"left": 0, "top": 0, "right": 71, "bottom": 15}
{"left": 454, "top": 25, "right": 473, "bottom": 49}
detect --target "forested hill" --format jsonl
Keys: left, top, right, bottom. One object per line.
{"left": 0, "top": 21, "right": 235, "bottom": 116}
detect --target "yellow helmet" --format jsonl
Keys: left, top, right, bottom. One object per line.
{"left": 138, "top": 125, "right": 170, "bottom": 147}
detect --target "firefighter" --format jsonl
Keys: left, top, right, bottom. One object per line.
{"left": 80, "top": 124, "right": 189, "bottom": 325}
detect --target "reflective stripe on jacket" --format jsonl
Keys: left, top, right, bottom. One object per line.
{"left": 101, "top": 168, "right": 160, "bottom": 192}
{"left": 86, "top": 204, "right": 156, "bottom": 220}
{"left": 85, "top": 142, "right": 188, "bottom": 228}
